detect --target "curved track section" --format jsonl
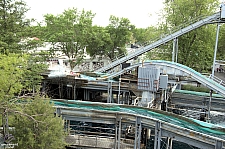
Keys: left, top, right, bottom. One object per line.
{"left": 99, "top": 60, "right": 225, "bottom": 97}
{"left": 53, "top": 99, "right": 225, "bottom": 149}
{"left": 96, "top": 12, "right": 221, "bottom": 73}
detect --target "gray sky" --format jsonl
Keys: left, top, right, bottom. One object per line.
{"left": 24, "top": 0, "right": 164, "bottom": 28}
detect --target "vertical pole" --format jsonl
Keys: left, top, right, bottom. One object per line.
{"left": 59, "top": 80, "right": 61, "bottom": 99}
{"left": 146, "top": 129, "right": 151, "bottom": 144}
{"left": 68, "top": 120, "right": 70, "bottom": 135}
{"left": 115, "top": 115, "right": 121, "bottom": 149}
{"left": 154, "top": 121, "right": 161, "bottom": 149}
{"left": 118, "top": 77, "right": 121, "bottom": 103}
{"left": 175, "top": 38, "right": 178, "bottom": 63}
{"left": 107, "top": 81, "right": 113, "bottom": 103}
{"left": 137, "top": 117, "right": 142, "bottom": 149}
{"left": 118, "top": 117, "right": 121, "bottom": 149}
{"left": 115, "top": 120, "right": 118, "bottom": 149}
{"left": 84, "top": 89, "right": 86, "bottom": 100}
{"left": 172, "top": 38, "right": 176, "bottom": 62}
{"left": 73, "top": 82, "right": 76, "bottom": 100}
{"left": 165, "top": 90, "right": 167, "bottom": 112}
{"left": 134, "top": 117, "right": 141, "bottom": 149}
{"left": 166, "top": 137, "right": 173, "bottom": 149}
{"left": 134, "top": 119, "right": 138, "bottom": 149}
{"left": 212, "top": 23, "right": 220, "bottom": 77}
{"left": 107, "top": 81, "right": 110, "bottom": 103}
{"left": 207, "top": 90, "right": 213, "bottom": 123}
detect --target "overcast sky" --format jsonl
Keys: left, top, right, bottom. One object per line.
{"left": 24, "top": 0, "right": 164, "bottom": 28}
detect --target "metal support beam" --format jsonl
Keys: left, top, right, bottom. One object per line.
{"left": 166, "top": 137, "right": 173, "bottom": 149}
{"left": 59, "top": 81, "right": 63, "bottom": 99}
{"left": 215, "top": 140, "right": 223, "bottom": 149}
{"left": 73, "top": 83, "right": 76, "bottom": 100}
{"left": 154, "top": 121, "right": 162, "bottom": 149}
{"left": 207, "top": 90, "right": 213, "bottom": 123}
{"left": 212, "top": 23, "right": 220, "bottom": 77}
{"left": 107, "top": 81, "right": 112, "bottom": 103}
{"left": 175, "top": 38, "right": 178, "bottom": 63}
{"left": 114, "top": 121, "right": 118, "bottom": 149}
{"left": 134, "top": 116, "right": 142, "bottom": 149}
{"left": 115, "top": 116, "right": 122, "bottom": 149}
{"left": 118, "top": 77, "right": 121, "bottom": 103}
{"left": 172, "top": 38, "right": 178, "bottom": 62}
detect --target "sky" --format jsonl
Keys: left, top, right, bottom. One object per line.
{"left": 24, "top": 0, "right": 164, "bottom": 28}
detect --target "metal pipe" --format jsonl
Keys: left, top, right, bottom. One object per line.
{"left": 175, "top": 38, "right": 178, "bottom": 63}
{"left": 172, "top": 38, "right": 176, "bottom": 62}
{"left": 207, "top": 90, "right": 213, "bottom": 123}
{"left": 212, "top": 23, "right": 220, "bottom": 77}
{"left": 118, "top": 117, "right": 121, "bottom": 149}
{"left": 118, "top": 77, "right": 121, "bottom": 103}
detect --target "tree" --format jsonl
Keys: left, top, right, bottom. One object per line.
{"left": 0, "top": 54, "right": 26, "bottom": 100}
{"left": 0, "top": 1, "right": 64, "bottom": 148}
{"left": 12, "top": 98, "right": 66, "bottom": 149}
{"left": 218, "top": 24, "right": 225, "bottom": 60}
{"left": 160, "top": 0, "right": 220, "bottom": 72}
{"left": 0, "top": 53, "right": 28, "bottom": 146}
{"left": 43, "top": 8, "right": 95, "bottom": 70}
{"left": 0, "top": 53, "right": 48, "bottom": 145}
{"left": 0, "top": 0, "right": 32, "bottom": 54}
{"left": 86, "top": 25, "right": 112, "bottom": 59}
{"left": 106, "top": 16, "right": 134, "bottom": 60}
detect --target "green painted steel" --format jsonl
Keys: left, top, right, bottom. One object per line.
{"left": 52, "top": 99, "right": 225, "bottom": 139}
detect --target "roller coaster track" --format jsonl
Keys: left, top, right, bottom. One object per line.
{"left": 98, "top": 60, "right": 225, "bottom": 97}
{"left": 53, "top": 99, "right": 225, "bottom": 149}
{"left": 96, "top": 12, "right": 222, "bottom": 73}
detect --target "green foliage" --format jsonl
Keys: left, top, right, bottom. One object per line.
{"left": 181, "top": 84, "right": 211, "bottom": 93}
{"left": 86, "top": 25, "right": 112, "bottom": 59}
{"left": 132, "top": 26, "right": 159, "bottom": 45}
{"left": 160, "top": 0, "right": 220, "bottom": 72}
{"left": 0, "top": 53, "right": 26, "bottom": 100}
{"left": 23, "top": 54, "right": 48, "bottom": 93}
{"left": 44, "top": 8, "right": 95, "bottom": 70}
{"left": 106, "top": 16, "right": 134, "bottom": 60}
{"left": 0, "top": 52, "right": 48, "bottom": 99}
{"left": 0, "top": 0, "right": 32, "bottom": 54}
{"left": 12, "top": 98, "right": 66, "bottom": 149}
{"left": 218, "top": 24, "right": 225, "bottom": 60}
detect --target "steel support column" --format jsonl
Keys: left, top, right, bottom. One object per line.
{"left": 107, "top": 81, "right": 112, "bottom": 103}
{"left": 166, "top": 137, "right": 173, "bottom": 149}
{"left": 172, "top": 38, "right": 178, "bottom": 62}
{"left": 118, "top": 77, "right": 121, "bottom": 103}
{"left": 73, "top": 82, "right": 76, "bottom": 100}
{"left": 134, "top": 116, "right": 142, "bottom": 149}
{"left": 212, "top": 23, "right": 220, "bottom": 77}
{"left": 115, "top": 116, "right": 122, "bottom": 149}
{"left": 59, "top": 81, "right": 63, "bottom": 99}
{"left": 215, "top": 140, "right": 222, "bottom": 149}
{"left": 207, "top": 90, "right": 213, "bottom": 123}
{"left": 154, "top": 121, "right": 161, "bottom": 149}
{"left": 175, "top": 38, "right": 178, "bottom": 63}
